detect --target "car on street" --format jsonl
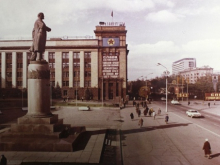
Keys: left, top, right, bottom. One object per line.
{"left": 171, "top": 100, "right": 181, "bottom": 105}
{"left": 161, "top": 97, "right": 166, "bottom": 101}
{"left": 186, "top": 109, "right": 202, "bottom": 118}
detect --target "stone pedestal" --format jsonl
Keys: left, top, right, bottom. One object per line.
{"left": 0, "top": 61, "right": 86, "bottom": 152}
{"left": 27, "top": 61, "right": 52, "bottom": 117}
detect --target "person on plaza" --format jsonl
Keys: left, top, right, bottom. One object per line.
{"left": 158, "top": 108, "right": 161, "bottom": 115}
{"left": 81, "top": 97, "right": 84, "bottom": 102}
{"left": 136, "top": 102, "right": 139, "bottom": 108}
{"left": 138, "top": 109, "right": 141, "bottom": 117}
{"left": 165, "top": 114, "right": 169, "bottom": 124}
{"left": 203, "top": 139, "right": 212, "bottom": 159}
{"left": 143, "top": 108, "right": 147, "bottom": 116}
{"left": 1, "top": 155, "right": 7, "bottom": 165}
{"left": 149, "top": 108, "right": 152, "bottom": 116}
{"left": 188, "top": 101, "right": 190, "bottom": 105}
{"left": 130, "top": 113, "right": 134, "bottom": 120}
{"left": 208, "top": 102, "right": 210, "bottom": 108}
{"left": 136, "top": 106, "right": 139, "bottom": 114}
{"left": 152, "top": 111, "right": 156, "bottom": 120}
{"left": 138, "top": 118, "right": 143, "bottom": 127}
{"left": 146, "top": 106, "right": 149, "bottom": 116}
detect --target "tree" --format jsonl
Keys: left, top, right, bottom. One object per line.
{"left": 138, "top": 86, "right": 150, "bottom": 98}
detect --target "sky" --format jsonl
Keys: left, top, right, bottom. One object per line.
{"left": 1, "top": 0, "right": 220, "bottom": 80}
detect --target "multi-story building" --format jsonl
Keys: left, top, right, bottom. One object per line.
{"left": 0, "top": 22, "right": 129, "bottom": 100}
{"left": 179, "top": 66, "right": 213, "bottom": 84}
{"left": 172, "top": 58, "right": 196, "bottom": 75}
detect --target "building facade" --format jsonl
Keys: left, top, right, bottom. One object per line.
{"left": 172, "top": 58, "right": 196, "bottom": 75}
{"left": 0, "top": 22, "right": 129, "bottom": 100}
{"left": 179, "top": 66, "right": 213, "bottom": 84}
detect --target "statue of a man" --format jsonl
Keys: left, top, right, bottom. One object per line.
{"left": 29, "top": 12, "right": 51, "bottom": 61}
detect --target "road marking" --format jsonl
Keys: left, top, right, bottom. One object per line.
{"left": 171, "top": 112, "right": 220, "bottom": 138}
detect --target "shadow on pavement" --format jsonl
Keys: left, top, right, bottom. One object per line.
{"left": 73, "top": 129, "right": 106, "bottom": 151}
{"left": 211, "top": 153, "right": 220, "bottom": 158}
{"left": 122, "top": 123, "right": 192, "bottom": 136}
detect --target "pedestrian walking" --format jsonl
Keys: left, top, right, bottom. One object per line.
{"left": 138, "top": 118, "right": 143, "bottom": 127}
{"left": 188, "top": 101, "right": 190, "bottom": 105}
{"left": 208, "top": 102, "right": 210, "bottom": 108}
{"left": 203, "top": 139, "right": 212, "bottom": 159}
{"left": 152, "top": 111, "right": 156, "bottom": 120}
{"left": 1, "top": 155, "right": 7, "bottom": 165}
{"left": 158, "top": 108, "right": 161, "bottom": 115}
{"left": 136, "top": 107, "right": 139, "bottom": 114}
{"left": 130, "top": 113, "right": 134, "bottom": 120}
{"left": 138, "top": 109, "right": 141, "bottom": 117}
{"left": 81, "top": 97, "right": 84, "bottom": 102}
{"left": 149, "top": 108, "right": 153, "bottom": 116}
{"left": 165, "top": 114, "right": 169, "bottom": 124}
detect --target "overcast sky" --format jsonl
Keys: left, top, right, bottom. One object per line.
{"left": 1, "top": 0, "right": 220, "bottom": 80}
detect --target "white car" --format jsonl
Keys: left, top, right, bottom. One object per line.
{"left": 161, "top": 97, "right": 166, "bottom": 101}
{"left": 186, "top": 109, "right": 202, "bottom": 118}
{"left": 171, "top": 100, "right": 181, "bottom": 105}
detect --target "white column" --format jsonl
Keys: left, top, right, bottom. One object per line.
{"left": 80, "top": 51, "right": 84, "bottom": 87}
{"left": 55, "top": 52, "right": 62, "bottom": 87}
{"left": 91, "top": 51, "right": 98, "bottom": 87}
{"left": 44, "top": 51, "right": 49, "bottom": 62}
{"left": 1, "top": 52, "right": 6, "bottom": 88}
{"left": 12, "top": 52, "right": 17, "bottom": 88}
{"left": 22, "top": 52, "right": 27, "bottom": 88}
{"left": 69, "top": 51, "right": 73, "bottom": 87}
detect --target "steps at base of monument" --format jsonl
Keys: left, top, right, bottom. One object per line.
{"left": 18, "top": 115, "right": 59, "bottom": 124}
{"left": 0, "top": 133, "right": 80, "bottom": 152}
{"left": 0, "top": 132, "right": 61, "bottom": 141}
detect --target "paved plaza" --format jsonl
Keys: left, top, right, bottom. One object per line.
{"left": 1, "top": 100, "right": 220, "bottom": 164}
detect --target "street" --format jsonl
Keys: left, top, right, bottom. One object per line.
{"left": 120, "top": 101, "right": 220, "bottom": 165}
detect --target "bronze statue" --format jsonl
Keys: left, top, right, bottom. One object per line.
{"left": 29, "top": 12, "right": 51, "bottom": 61}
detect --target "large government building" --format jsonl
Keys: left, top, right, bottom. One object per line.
{"left": 0, "top": 22, "right": 129, "bottom": 100}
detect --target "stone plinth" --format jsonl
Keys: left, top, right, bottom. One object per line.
{"left": 0, "top": 61, "right": 86, "bottom": 152}
{"left": 28, "top": 61, "right": 52, "bottom": 117}
{"left": 0, "top": 115, "right": 86, "bottom": 152}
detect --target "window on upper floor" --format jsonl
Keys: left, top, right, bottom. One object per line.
{"left": 73, "top": 52, "right": 80, "bottom": 59}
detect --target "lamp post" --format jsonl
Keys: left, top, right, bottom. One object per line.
{"left": 102, "top": 77, "right": 103, "bottom": 107}
{"left": 157, "top": 63, "right": 169, "bottom": 112}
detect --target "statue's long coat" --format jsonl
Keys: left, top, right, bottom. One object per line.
{"left": 31, "top": 18, "right": 50, "bottom": 52}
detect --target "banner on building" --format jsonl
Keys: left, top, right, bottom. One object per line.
{"left": 102, "top": 53, "right": 119, "bottom": 78}
{"left": 177, "top": 93, "right": 188, "bottom": 98}
{"left": 205, "top": 93, "right": 220, "bottom": 101}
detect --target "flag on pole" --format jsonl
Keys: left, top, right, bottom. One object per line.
{"left": 111, "top": 11, "right": 113, "bottom": 17}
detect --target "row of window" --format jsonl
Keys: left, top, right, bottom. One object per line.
{"left": 62, "top": 71, "right": 91, "bottom": 78}
{"left": 49, "top": 62, "right": 91, "bottom": 69}
{"left": 2, "top": 51, "right": 91, "bottom": 60}
{"left": 62, "top": 81, "right": 91, "bottom": 87}
{"left": 61, "top": 52, "right": 91, "bottom": 59}
{"left": 102, "top": 52, "right": 119, "bottom": 56}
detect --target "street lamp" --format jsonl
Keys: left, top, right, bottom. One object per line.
{"left": 157, "top": 63, "right": 169, "bottom": 112}
{"left": 102, "top": 77, "right": 103, "bottom": 107}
